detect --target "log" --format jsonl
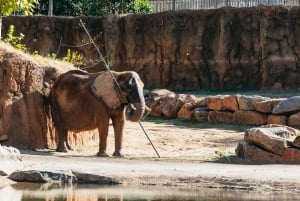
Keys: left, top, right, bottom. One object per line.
{"left": 244, "top": 127, "right": 289, "bottom": 155}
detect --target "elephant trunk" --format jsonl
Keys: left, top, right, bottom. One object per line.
{"left": 126, "top": 100, "right": 146, "bottom": 122}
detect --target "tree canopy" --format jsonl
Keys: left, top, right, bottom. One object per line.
{"left": 0, "top": 0, "right": 38, "bottom": 38}
{"left": 34, "top": 0, "right": 153, "bottom": 16}
{"left": 0, "top": 0, "right": 38, "bottom": 16}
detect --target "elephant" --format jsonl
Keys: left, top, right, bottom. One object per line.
{"left": 49, "top": 69, "right": 146, "bottom": 157}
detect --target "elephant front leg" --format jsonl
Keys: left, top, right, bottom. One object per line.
{"left": 97, "top": 119, "right": 109, "bottom": 157}
{"left": 112, "top": 115, "right": 125, "bottom": 157}
{"left": 56, "top": 128, "right": 69, "bottom": 152}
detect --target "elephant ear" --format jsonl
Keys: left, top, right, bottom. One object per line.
{"left": 91, "top": 71, "right": 122, "bottom": 109}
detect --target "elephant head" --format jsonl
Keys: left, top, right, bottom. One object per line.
{"left": 91, "top": 71, "right": 145, "bottom": 122}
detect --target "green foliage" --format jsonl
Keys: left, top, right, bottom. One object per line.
{"left": 4, "top": 25, "right": 27, "bottom": 51}
{"left": 47, "top": 53, "right": 57, "bottom": 60}
{"left": 34, "top": 0, "right": 153, "bottom": 16}
{"left": 133, "top": 0, "right": 153, "bottom": 14}
{"left": 63, "top": 49, "right": 85, "bottom": 67}
{"left": 214, "top": 147, "right": 230, "bottom": 162}
{"left": 0, "top": 0, "right": 38, "bottom": 16}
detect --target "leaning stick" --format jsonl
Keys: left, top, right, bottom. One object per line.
{"left": 79, "top": 19, "right": 160, "bottom": 158}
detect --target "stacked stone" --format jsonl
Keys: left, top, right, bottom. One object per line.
{"left": 236, "top": 125, "right": 300, "bottom": 163}
{"left": 146, "top": 89, "right": 300, "bottom": 126}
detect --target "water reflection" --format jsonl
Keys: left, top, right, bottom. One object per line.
{"left": 0, "top": 182, "right": 299, "bottom": 201}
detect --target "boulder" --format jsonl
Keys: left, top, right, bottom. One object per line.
{"left": 238, "top": 95, "right": 269, "bottom": 111}
{"left": 235, "top": 142, "right": 281, "bottom": 163}
{"left": 261, "top": 124, "right": 299, "bottom": 136}
{"left": 208, "top": 111, "right": 235, "bottom": 123}
{"left": 207, "top": 95, "right": 223, "bottom": 111}
{"left": 183, "top": 94, "right": 198, "bottom": 104}
{"left": 272, "top": 96, "right": 300, "bottom": 114}
{"left": 0, "top": 145, "right": 23, "bottom": 176}
{"left": 255, "top": 99, "right": 283, "bottom": 113}
{"left": 244, "top": 127, "right": 292, "bottom": 155}
{"left": 281, "top": 148, "right": 300, "bottom": 163}
{"left": 9, "top": 170, "right": 77, "bottom": 183}
{"left": 161, "top": 96, "right": 185, "bottom": 118}
{"left": 147, "top": 89, "right": 176, "bottom": 99}
{"left": 177, "top": 103, "right": 194, "bottom": 120}
{"left": 8, "top": 170, "right": 121, "bottom": 184}
{"left": 146, "top": 98, "right": 163, "bottom": 117}
{"left": 72, "top": 171, "right": 120, "bottom": 184}
{"left": 194, "top": 97, "right": 208, "bottom": 107}
{"left": 222, "top": 95, "right": 239, "bottom": 111}
{"left": 267, "top": 115, "right": 288, "bottom": 125}
{"left": 288, "top": 112, "right": 300, "bottom": 126}
{"left": 233, "top": 110, "right": 268, "bottom": 125}
{"left": 146, "top": 89, "right": 183, "bottom": 118}
{"left": 207, "top": 95, "right": 238, "bottom": 111}
{"left": 194, "top": 107, "right": 209, "bottom": 122}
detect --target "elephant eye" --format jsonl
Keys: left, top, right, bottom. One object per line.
{"left": 126, "top": 77, "right": 135, "bottom": 88}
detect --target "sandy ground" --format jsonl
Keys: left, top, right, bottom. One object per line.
{"left": 15, "top": 118, "right": 300, "bottom": 194}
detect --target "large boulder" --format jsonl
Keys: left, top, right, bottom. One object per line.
{"left": 255, "top": 99, "right": 282, "bottom": 113}
{"left": 267, "top": 115, "right": 288, "bottom": 125}
{"left": 236, "top": 142, "right": 281, "bottom": 163}
{"left": 233, "top": 110, "right": 268, "bottom": 125}
{"left": 238, "top": 95, "right": 269, "bottom": 111}
{"left": 207, "top": 95, "right": 238, "bottom": 111}
{"left": 208, "top": 111, "right": 235, "bottom": 123}
{"left": 272, "top": 96, "right": 300, "bottom": 114}
{"left": 244, "top": 127, "right": 293, "bottom": 155}
{"left": 8, "top": 170, "right": 76, "bottom": 183}
{"left": 288, "top": 112, "right": 300, "bottom": 126}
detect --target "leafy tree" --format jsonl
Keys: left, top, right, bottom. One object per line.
{"left": 34, "top": 0, "right": 153, "bottom": 16}
{"left": 0, "top": 0, "right": 38, "bottom": 39}
{"left": 132, "top": 0, "right": 153, "bottom": 14}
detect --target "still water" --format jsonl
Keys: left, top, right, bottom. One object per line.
{"left": 0, "top": 183, "right": 299, "bottom": 201}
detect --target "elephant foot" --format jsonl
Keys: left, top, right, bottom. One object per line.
{"left": 66, "top": 144, "right": 73, "bottom": 151}
{"left": 56, "top": 147, "right": 68, "bottom": 153}
{"left": 97, "top": 151, "right": 109, "bottom": 157}
{"left": 56, "top": 143, "right": 69, "bottom": 152}
{"left": 113, "top": 151, "right": 124, "bottom": 157}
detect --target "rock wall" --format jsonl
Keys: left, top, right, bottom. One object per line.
{"left": 0, "top": 42, "right": 99, "bottom": 149}
{"left": 147, "top": 89, "right": 300, "bottom": 127}
{"left": 3, "top": 6, "right": 300, "bottom": 90}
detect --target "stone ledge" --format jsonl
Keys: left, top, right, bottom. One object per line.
{"left": 146, "top": 89, "right": 300, "bottom": 126}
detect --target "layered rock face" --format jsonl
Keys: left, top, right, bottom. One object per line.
{"left": 3, "top": 6, "right": 300, "bottom": 90}
{"left": 0, "top": 43, "right": 99, "bottom": 149}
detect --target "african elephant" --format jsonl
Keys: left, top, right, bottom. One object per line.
{"left": 49, "top": 69, "right": 146, "bottom": 157}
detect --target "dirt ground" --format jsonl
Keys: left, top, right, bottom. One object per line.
{"left": 72, "top": 117, "right": 245, "bottom": 161}
{"left": 121, "top": 119, "right": 241, "bottom": 161}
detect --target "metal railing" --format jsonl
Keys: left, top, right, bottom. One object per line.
{"left": 150, "top": 0, "right": 300, "bottom": 12}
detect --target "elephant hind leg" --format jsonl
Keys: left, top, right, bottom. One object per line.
{"left": 97, "top": 118, "right": 110, "bottom": 157}
{"left": 51, "top": 101, "right": 70, "bottom": 152}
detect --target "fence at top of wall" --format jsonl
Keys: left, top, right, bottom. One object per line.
{"left": 149, "top": 0, "right": 300, "bottom": 12}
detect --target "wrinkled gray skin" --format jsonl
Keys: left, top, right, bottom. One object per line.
{"left": 50, "top": 70, "right": 145, "bottom": 157}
